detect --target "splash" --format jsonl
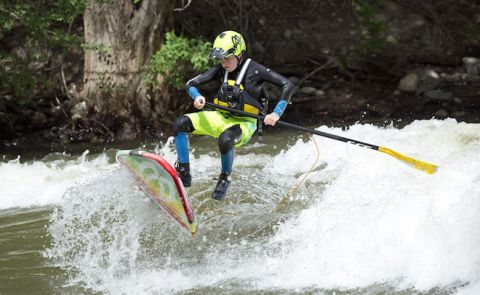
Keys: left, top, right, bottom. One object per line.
{"left": 0, "top": 150, "right": 114, "bottom": 209}
{"left": 42, "top": 119, "right": 480, "bottom": 294}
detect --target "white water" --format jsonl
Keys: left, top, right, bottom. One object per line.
{"left": 0, "top": 150, "right": 115, "bottom": 209}
{"left": 2, "top": 119, "right": 479, "bottom": 294}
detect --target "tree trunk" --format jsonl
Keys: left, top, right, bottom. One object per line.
{"left": 83, "top": 0, "right": 176, "bottom": 140}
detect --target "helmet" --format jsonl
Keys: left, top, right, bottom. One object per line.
{"left": 210, "top": 31, "right": 246, "bottom": 59}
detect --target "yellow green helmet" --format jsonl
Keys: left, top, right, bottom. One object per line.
{"left": 210, "top": 30, "right": 246, "bottom": 59}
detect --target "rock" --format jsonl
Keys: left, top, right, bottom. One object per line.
{"left": 71, "top": 101, "right": 88, "bottom": 120}
{"left": 32, "top": 112, "right": 47, "bottom": 126}
{"left": 423, "top": 89, "right": 455, "bottom": 102}
{"left": 300, "top": 86, "right": 317, "bottom": 95}
{"left": 314, "top": 90, "right": 325, "bottom": 97}
{"left": 463, "top": 57, "right": 480, "bottom": 76}
{"left": 369, "top": 102, "right": 394, "bottom": 115}
{"left": 58, "top": 133, "right": 70, "bottom": 145}
{"left": 441, "top": 72, "right": 463, "bottom": 82}
{"left": 398, "top": 73, "right": 418, "bottom": 92}
{"left": 434, "top": 109, "right": 449, "bottom": 119}
{"left": 453, "top": 111, "right": 466, "bottom": 117}
{"left": 386, "top": 35, "right": 398, "bottom": 44}
{"left": 399, "top": 69, "right": 441, "bottom": 93}
{"left": 416, "top": 69, "right": 440, "bottom": 94}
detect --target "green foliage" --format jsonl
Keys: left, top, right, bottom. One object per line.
{"left": 344, "top": 0, "right": 387, "bottom": 66}
{"left": 146, "top": 32, "right": 214, "bottom": 89}
{"left": 355, "top": 0, "right": 387, "bottom": 54}
{"left": 465, "top": 23, "right": 480, "bottom": 45}
{"left": 0, "top": 0, "right": 86, "bottom": 102}
{"left": 0, "top": 60, "right": 37, "bottom": 104}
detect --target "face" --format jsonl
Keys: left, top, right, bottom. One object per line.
{"left": 220, "top": 55, "right": 238, "bottom": 72}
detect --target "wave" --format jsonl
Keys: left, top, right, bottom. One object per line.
{"left": 4, "top": 118, "right": 480, "bottom": 294}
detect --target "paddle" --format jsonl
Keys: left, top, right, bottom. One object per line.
{"left": 204, "top": 101, "right": 438, "bottom": 174}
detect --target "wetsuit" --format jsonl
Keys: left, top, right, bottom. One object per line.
{"left": 173, "top": 58, "right": 294, "bottom": 175}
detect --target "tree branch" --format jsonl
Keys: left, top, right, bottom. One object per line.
{"left": 0, "top": 8, "right": 22, "bottom": 21}
{"left": 174, "top": 0, "right": 192, "bottom": 12}
{"left": 296, "top": 59, "right": 334, "bottom": 89}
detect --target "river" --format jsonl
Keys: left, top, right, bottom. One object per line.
{"left": 1, "top": 118, "right": 479, "bottom": 295}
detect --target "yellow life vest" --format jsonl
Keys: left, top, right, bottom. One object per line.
{"left": 213, "top": 58, "right": 262, "bottom": 115}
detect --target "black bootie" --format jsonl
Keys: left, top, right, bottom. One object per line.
{"left": 212, "top": 172, "right": 231, "bottom": 200}
{"left": 175, "top": 162, "right": 191, "bottom": 187}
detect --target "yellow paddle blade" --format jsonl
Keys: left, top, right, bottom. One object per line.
{"left": 378, "top": 146, "right": 438, "bottom": 174}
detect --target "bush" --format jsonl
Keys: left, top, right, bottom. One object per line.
{"left": 343, "top": 0, "right": 387, "bottom": 67}
{"left": 0, "top": 1, "right": 85, "bottom": 103}
{"left": 145, "top": 32, "right": 213, "bottom": 89}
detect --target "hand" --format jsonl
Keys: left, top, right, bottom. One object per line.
{"left": 264, "top": 112, "right": 280, "bottom": 126}
{"left": 194, "top": 96, "right": 206, "bottom": 110}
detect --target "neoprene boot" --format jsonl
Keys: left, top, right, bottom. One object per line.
{"left": 212, "top": 172, "right": 231, "bottom": 200}
{"left": 175, "top": 162, "right": 191, "bottom": 187}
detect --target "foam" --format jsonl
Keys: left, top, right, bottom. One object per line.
{"left": 38, "top": 119, "right": 480, "bottom": 294}
{"left": 0, "top": 150, "right": 115, "bottom": 209}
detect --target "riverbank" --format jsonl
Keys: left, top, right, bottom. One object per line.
{"left": 1, "top": 64, "right": 479, "bottom": 154}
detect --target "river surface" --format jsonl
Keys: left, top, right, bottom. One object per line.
{"left": 1, "top": 118, "right": 479, "bottom": 295}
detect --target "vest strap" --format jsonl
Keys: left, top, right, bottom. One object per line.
{"left": 235, "top": 58, "right": 252, "bottom": 85}
{"left": 222, "top": 58, "right": 252, "bottom": 85}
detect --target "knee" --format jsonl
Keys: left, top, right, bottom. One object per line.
{"left": 172, "top": 116, "right": 193, "bottom": 135}
{"left": 218, "top": 131, "right": 235, "bottom": 154}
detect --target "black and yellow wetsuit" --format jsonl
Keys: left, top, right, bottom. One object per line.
{"left": 173, "top": 58, "right": 294, "bottom": 179}
{"left": 186, "top": 58, "right": 294, "bottom": 117}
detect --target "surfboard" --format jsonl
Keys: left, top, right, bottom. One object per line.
{"left": 116, "top": 150, "right": 197, "bottom": 236}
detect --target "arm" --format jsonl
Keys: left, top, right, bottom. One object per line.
{"left": 185, "top": 65, "right": 221, "bottom": 100}
{"left": 255, "top": 63, "right": 294, "bottom": 125}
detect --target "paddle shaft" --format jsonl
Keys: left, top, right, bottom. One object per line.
{"left": 205, "top": 102, "right": 379, "bottom": 151}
